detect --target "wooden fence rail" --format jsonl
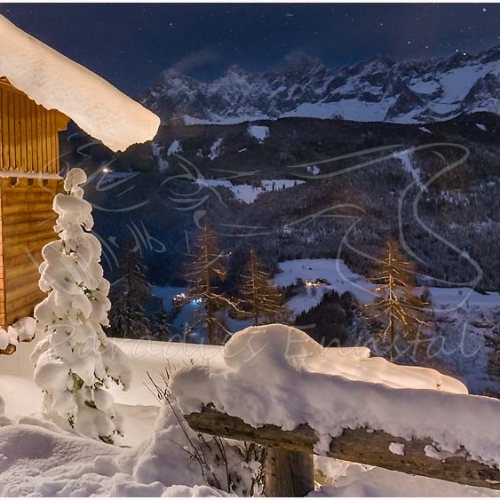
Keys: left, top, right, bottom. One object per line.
{"left": 184, "top": 406, "right": 500, "bottom": 496}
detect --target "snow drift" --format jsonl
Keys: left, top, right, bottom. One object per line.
{"left": 171, "top": 324, "right": 500, "bottom": 467}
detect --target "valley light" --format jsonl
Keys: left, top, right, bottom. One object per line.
{"left": 173, "top": 292, "right": 187, "bottom": 304}
{"left": 102, "top": 167, "right": 110, "bottom": 173}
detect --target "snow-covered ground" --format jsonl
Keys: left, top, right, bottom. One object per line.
{"left": 247, "top": 125, "right": 269, "bottom": 143}
{"left": 0, "top": 327, "right": 499, "bottom": 496}
{"left": 209, "top": 138, "right": 223, "bottom": 160}
{"left": 151, "top": 142, "right": 169, "bottom": 173}
{"left": 274, "top": 258, "right": 500, "bottom": 314}
{"left": 195, "top": 178, "right": 305, "bottom": 204}
{"left": 307, "top": 165, "right": 321, "bottom": 175}
{"left": 167, "top": 139, "right": 182, "bottom": 155}
{"left": 310, "top": 462, "right": 500, "bottom": 497}
{"left": 0, "top": 331, "right": 496, "bottom": 497}
{"left": 393, "top": 149, "right": 426, "bottom": 191}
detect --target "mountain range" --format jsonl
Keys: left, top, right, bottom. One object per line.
{"left": 140, "top": 46, "right": 500, "bottom": 125}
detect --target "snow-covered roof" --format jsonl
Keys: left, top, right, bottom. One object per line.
{"left": 0, "top": 15, "right": 160, "bottom": 152}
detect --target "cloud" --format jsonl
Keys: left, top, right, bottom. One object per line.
{"left": 168, "top": 49, "right": 221, "bottom": 75}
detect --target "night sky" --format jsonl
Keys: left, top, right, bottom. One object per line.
{"left": 0, "top": 3, "right": 498, "bottom": 96}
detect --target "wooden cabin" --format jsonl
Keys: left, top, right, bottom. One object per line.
{"left": 0, "top": 77, "right": 69, "bottom": 328}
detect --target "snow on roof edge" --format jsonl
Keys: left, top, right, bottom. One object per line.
{"left": 0, "top": 15, "right": 160, "bottom": 152}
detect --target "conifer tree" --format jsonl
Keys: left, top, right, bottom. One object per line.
{"left": 31, "top": 168, "right": 130, "bottom": 444}
{"left": 366, "top": 238, "right": 430, "bottom": 362}
{"left": 182, "top": 322, "right": 194, "bottom": 343}
{"left": 154, "top": 304, "right": 172, "bottom": 342}
{"left": 186, "top": 224, "right": 238, "bottom": 345}
{"left": 240, "top": 248, "right": 288, "bottom": 325}
{"left": 108, "top": 239, "right": 152, "bottom": 339}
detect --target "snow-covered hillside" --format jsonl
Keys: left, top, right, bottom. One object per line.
{"left": 274, "top": 258, "right": 500, "bottom": 394}
{"left": 195, "top": 178, "right": 305, "bottom": 204}
{"left": 141, "top": 47, "right": 500, "bottom": 125}
{"left": 274, "top": 258, "right": 500, "bottom": 314}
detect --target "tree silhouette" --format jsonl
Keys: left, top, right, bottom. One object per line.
{"left": 186, "top": 224, "right": 239, "bottom": 345}
{"left": 153, "top": 304, "right": 172, "bottom": 342}
{"left": 240, "top": 248, "right": 289, "bottom": 325}
{"left": 108, "top": 239, "right": 152, "bottom": 339}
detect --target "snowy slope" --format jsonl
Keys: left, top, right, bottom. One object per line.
{"left": 141, "top": 47, "right": 500, "bottom": 125}
{"left": 274, "top": 258, "right": 500, "bottom": 314}
{"left": 195, "top": 178, "right": 304, "bottom": 204}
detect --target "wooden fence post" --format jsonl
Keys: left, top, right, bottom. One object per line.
{"left": 264, "top": 447, "right": 314, "bottom": 497}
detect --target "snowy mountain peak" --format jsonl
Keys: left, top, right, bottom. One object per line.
{"left": 224, "top": 64, "right": 248, "bottom": 77}
{"left": 141, "top": 44, "right": 500, "bottom": 125}
{"left": 478, "top": 44, "right": 500, "bottom": 64}
{"left": 277, "top": 52, "right": 326, "bottom": 74}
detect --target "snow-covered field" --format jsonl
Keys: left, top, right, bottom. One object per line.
{"left": 274, "top": 258, "right": 500, "bottom": 314}
{"left": 247, "top": 124, "right": 269, "bottom": 142}
{"left": 154, "top": 259, "right": 500, "bottom": 395}
{"left": 196, "top": 178, "right": 305, "bottom": 204}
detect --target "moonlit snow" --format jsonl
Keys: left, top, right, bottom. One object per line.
{"left": 196, "top": 178, "right": 305, "bottom": 204}
{"left": 247, "top": 125, "right": 269, "bottom": 143}
{"left": 172, "top": 324, "right": 500, "bottom": 468}
{"left": 0, "top": 328, "right": 497, "bottom": 496}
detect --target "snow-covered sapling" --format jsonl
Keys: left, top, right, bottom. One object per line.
{"left": 31, "top": 168, "right": 131, "bottom": 444}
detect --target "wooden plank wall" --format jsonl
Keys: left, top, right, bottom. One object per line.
{"left": 0, "top": 81, "right": 61, "bottom": 175}
{"left": 0, "top": 178, "right": 61, "bottom": 327}
{"left": 0, "top": 79, "right": 68, "bottom": 327}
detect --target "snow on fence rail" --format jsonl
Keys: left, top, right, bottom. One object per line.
{"left": 171, "top": 324, "right": 500, "bottom": 496}
{"left": 184, "top": 406, "right": 500, "bottom": 496}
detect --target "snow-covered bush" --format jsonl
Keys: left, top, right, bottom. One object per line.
{"left": 147, "top": 367, "right": 265, "bottom": 496}
{"left": 0, "top": 326, "right": 18, "bottom": 354}
{"left": 31, "top": 168, "right": 131, "bottom": 444}
{"left": 0, "top": 316, "right": 36, "bottom": 355}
